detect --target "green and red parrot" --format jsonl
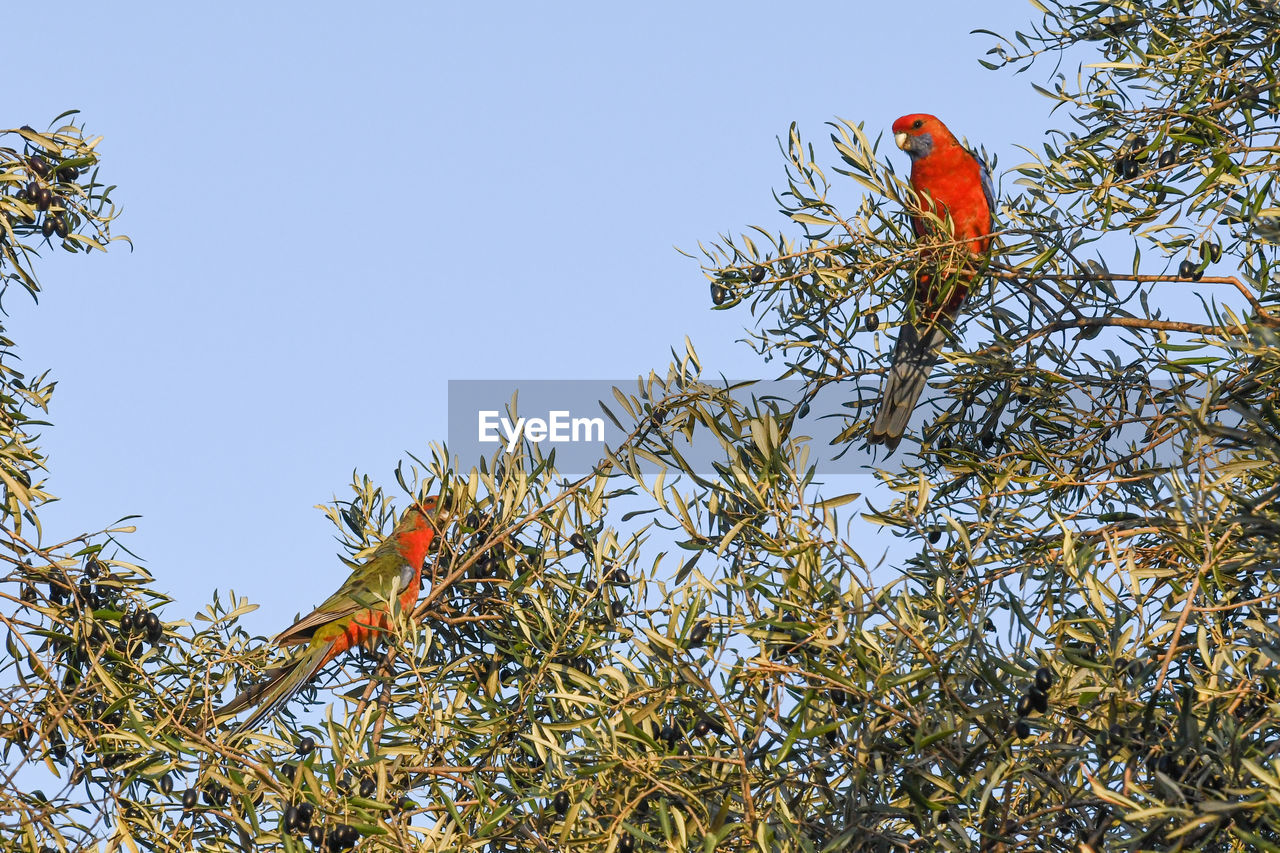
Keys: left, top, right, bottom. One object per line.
{"left": 869, "top": 113, "right": 995, "bottom": 450}
{"left": 214, "top": 497, "right": 442, "bottom": 733}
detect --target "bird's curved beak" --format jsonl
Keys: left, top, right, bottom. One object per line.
{"left": 894, "top": 132, "right": 910, "bottom": 152}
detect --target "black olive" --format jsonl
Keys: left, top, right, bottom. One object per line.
{"left": 611, "top": 601, "right": 624, "bottom": 619}
{"left": 359, "top": 777, "right": 376, "bottom": 798}
{"left": 36, "top": 188, "right": 52, "bottom": 211}
{"left": 689, "top": 620, "right": 710, "bottom": 645}
{"left": 297, "top": 735, "right": 316, "bottom": 755}
{"left": 983, "top": 618, "right": 995, "bottom": 632}
{"left": 607, "top": 566, "right": 631, "bottom": 585}
{"left": 553, "top": 790, "right": 569, "bottom": 816}
{"left": 297, "top": 801, "right": 315, "bottom": 824}
{"left": 1192, "top": 266, "right": 1204, "bottom": 281}
{"left": 1209, "top": 243, "right": 1222, "bottom": 263}
{"left": 1029, "top": 687, "right": 1049, "bottom": 714}
{"left": 710, "top": 283, "right": 731, "bottom": 306}
{"left": 26, "top": 180, "right": 39, "bottom": 198}
{"left": 396, "top": 795, "right": 414, "bottom": 811}
{"left": 119, "top": 611, "right": 134, "bottom": 633}
{"left": 1115, "top": 156, "right": 1133, "bottom": 178}
{"left": 1158, "top": 150, "right": 1176, "bottom": 168}
{"left": 1016, "top": 694, "right": 1034, "bottom": 717}
{"left": 750, "top": 266, "right": 766, "bottom": 283}
{"left": 28, "top": 155, "right": 50, "bottom": 177}
{"left": 1178, "top": 259, "right": 1195, "bottom": 279}
{"left": 569, "top": 532, "right": 588, "bottom": 551}
{"left": 158, "top": 774, "right": 174, "bottom": 796}
{"left": 694, "top": 720, "right": 711, "bottom": 737}
{"left": 284, "top": 805, "right": 300, "bottom": 832}
{"left": 1035, "top": 666, "right": 1053, "bottom": 691}
{"left": 865, "top": 314, "right": 879, "bottom": 332}
{"left": 829, "top": 689, "right": 846, "bottom": 706}
{"left": 41, "top": 217, "right": 56, "bottom": 238}
{"left": 308, "top": 825, "right": 324, "bottom": 847}
{"left": 53, "top": 215, "right": 68, "bottom": 239}
{"left": 584, "top": 579, "right": 597, "bottom": 594}
{"left": 57, "top": 165, "right": 79, "bottom": 182}
{"left": 928, "top": 529, "right": 942, "bottom": 544}
{"left": 329, "top": 824, "right": 357, "bottom": 849}
{"left": 619, "top": 836, "right": 635, "bottom": 853}
{"left": 85, "top": 559, "right": 101, "bottom": 580}
{"left": 182, "top": 788, "right": 199, "bottom": 809}
{"left": 1014, "top": 718, "right": 1031, "bottom": 739}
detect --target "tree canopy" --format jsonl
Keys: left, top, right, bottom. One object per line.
{"left": 3, "top": 1, "right": 1280, "bottom": 851}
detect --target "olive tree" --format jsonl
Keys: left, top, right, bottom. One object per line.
{"left": 4, "top": 1, "right": 1280, "bottom": 851}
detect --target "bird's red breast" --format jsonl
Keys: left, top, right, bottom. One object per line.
{"left": 891, "top": 113, "right": 994, "bottom": 314}
{"left": 892, "top": 113, "right": 992, "bottom": 254}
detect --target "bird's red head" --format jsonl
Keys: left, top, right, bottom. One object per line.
{"left": 892, "top": 114, "right": 958, "bottom": 162}
{"left": 393, "top": 496, "right": 442, "bottom": 564}
{"left": 396, "top": 495, "right": 442, "bottom": 537}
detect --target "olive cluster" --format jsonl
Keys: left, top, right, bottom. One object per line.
{"left": 710, "top": 263, "right": 767, "bottom": 306}
{"left": 1012, "top": 665, "right": 1054, "bottom": 739}
{"left": 569, "top": 529, "right": 632, "bottom": 628}
{"left": 8, "top": 150, "right": 82, "bottom": 241}
{"left": 1112, "top": 135, "right": 1178, "bottom": 182}
{"left": 1176, "top": 241, "right": 1222, "bottom": 281}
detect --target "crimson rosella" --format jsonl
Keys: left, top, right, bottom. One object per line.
{"left": 214, "top": 498, "right": 441, "bottom": 733}
{"left": 868, "top": 114, "right": 995, "bottom": 450}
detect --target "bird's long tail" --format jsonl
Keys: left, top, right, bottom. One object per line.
{"left": 868, "top": 320, "right": 951, "bottom": 451}
{"left": 212, "top": 644, "right": 332, "bottom": 734}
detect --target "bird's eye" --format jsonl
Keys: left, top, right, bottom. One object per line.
{"left": 911, "top": 119, "right": 924, "bottom": 130}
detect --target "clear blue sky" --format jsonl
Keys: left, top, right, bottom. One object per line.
{"left": 7, "top": 2, "right": 1057, "bottom": 632}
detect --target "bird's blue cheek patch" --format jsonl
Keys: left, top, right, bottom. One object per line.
{"left": 907, "top": 132, "right": 934, "bottom": 160}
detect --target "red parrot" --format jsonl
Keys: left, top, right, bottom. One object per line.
{"left": 869, "top": 114, "right": 995, "bottom": 450}
{"left": 214, "top": 497, "right": 441, "bottom": 733}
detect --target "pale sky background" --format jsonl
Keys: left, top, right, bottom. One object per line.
{"left": 7, "top": 2, "right": 1072, "bottom": 634}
